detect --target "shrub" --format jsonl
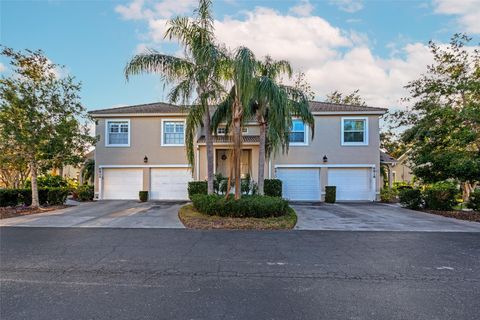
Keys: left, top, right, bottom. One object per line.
{"left": 188, "top": 181, "right": 208, "bottom": 199}
{"left": 264, "top": 179, "right": 282, "bottom": 197}
{"left": 25, "top": 174, "right": 68, "bottom": 189}
{"left": 399, "top": 188, "right": 423, "bottom": 209}
{"left": 191, "top": 194, "right": 289, "bottom": 218}
{"left": 74, "top": 185, "right": 94, "bottom": 201}
{"left": 139, "top": 191, "right": 148, "bottom": 202}
{"left": 0, "top": 189, "right": 20, "bottom": 207}
{"left": 467, "top": 189, "right": 480, "bottom": 211}
{"left": 325, "top": 186, "right": 336, "bottom": 203}
{"left": 380, "top": 188, "right": 397, "bottom": 203}
{"left": 423, "top": 182, "right": 459, "bottom": 211}
{"left": 47, "top": 188, "right": 69, "bottom": 205}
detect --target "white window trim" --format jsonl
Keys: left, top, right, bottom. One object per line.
{"left": 216, "top": 127, "right": 227, "bottom": 135}
{"left": 105, "top": 119, "right": 130, "bottom": 147}
{"left": 161, "top": 118, "right": 186, "bottom": 147}
{"left": 290, "top": 119, "right": 309, "bottom": 146}
{"left": 242, "top": 127, "right": 248, "bottom": 133}
{"left": 341, "top": 116, "right": 368, "bottom": 146}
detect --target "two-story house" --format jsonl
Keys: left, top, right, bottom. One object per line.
{"left": 89, "top": 101, "right": 387, "bottom": 201}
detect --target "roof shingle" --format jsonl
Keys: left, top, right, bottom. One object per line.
{"left": 89, "top": 101, "right": 387, "bottom": 115}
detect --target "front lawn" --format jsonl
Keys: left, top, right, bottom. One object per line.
{"left": 178, "top": 204, "right": 297, "bottom": 230}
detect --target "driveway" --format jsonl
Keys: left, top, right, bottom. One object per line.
{"left": 0, "top": 200, "right": 185, "bottom": 228}
{"left": 293, "top": 202, "right": 480, "bottom": 232}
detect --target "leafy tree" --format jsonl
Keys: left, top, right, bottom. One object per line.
{"left": 125, "top": 0, "right": 226, "bottom": 194}
{"left": 380, "top": 131, "right": 407, "bottom": 159}
{"left": 392, "top": 34, "right": 480, "bottom": 200}
{"left": 0, "top": 135, "right": 30, "bottom": 188}
{"left": 0, "top": 47, "right": 94, "bottom": 207}
{"left": 82, "top": 159, "right": 95, "bottom": 185}
{"left": 325, "top": 89, "right": 366, "bottom": 106}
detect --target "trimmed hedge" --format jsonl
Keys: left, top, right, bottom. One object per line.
{"left": 325, "top": 186, "right": 336, "bottom": 203}
{"left": 423, "top": 182, "right": 458, "bottom": 211}
{"left": 399, "top": 188, "right": 423, "bottom": 210}
{"left": 0, "top": 188, "right": 68, "bottom": 207}
{"left": 380, "top": 188, "right": 397, "bottom": 203}
{"left": 74, "top": 185, "right": 94, "bottom": 201}
{"left": 264, "top": 179, "right": 282, "bottom": 197}
{"left": 191, "top": 194, "right": 289, "bottom": 218}
{"left": 139, "top": 191, "right": 148, "bottom": 202}
{"left": 188, "top": 181, "right": 208, "bottom": 200}
{"left": 468, "top": 189, "right": 480, "bottom": 211}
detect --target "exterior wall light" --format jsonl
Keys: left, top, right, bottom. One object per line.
{"left": 323, "top": 155, "right": 328, "bottom": 163}
{"left": 144, "top": 155, "right": 148, "bottom": 163}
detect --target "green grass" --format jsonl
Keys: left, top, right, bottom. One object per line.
{"left": 178, "top": 204, "right": 297, "bottom": 230}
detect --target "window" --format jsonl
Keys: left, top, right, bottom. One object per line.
{"left": 242, "top": 127, "right": 248, "bottom": 133}
{"left": 289, "top": 120, "right": 307, "bottom": 145}
{"left": 217, "top": 127, "right": 227, "bottom": 135}
{"left": 106, "top": 120, "right": 130, "bottom": 146}
{"left": 162, "top": 120, "right": 185, "bottom": 145}
{"left": 342, "top": 117, "right": 368, "bottom": 145}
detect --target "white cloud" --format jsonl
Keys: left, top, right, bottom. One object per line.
{"left": 289, "top": 0, "right": 315, "bottom": 17}
{"left": 115, "top": 0, "right": 196, "bottom": 20}
{"left": 115, "top": 2, "right": 479, "bottom": 110}
{"left": 433, "top": 0, "right": 480, "bottom": 34}
{"left": 329, "top": 0, "right": 364, "bottom": 13}
{"left": 0, "top": 63, "right": 6, "bottom": 73}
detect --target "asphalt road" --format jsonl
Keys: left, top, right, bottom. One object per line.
{"left": 1, "top": 227, "right": 479, "bottom": 319}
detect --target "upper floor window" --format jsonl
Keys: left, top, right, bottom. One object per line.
{"left": 106, "top": 120, "right": 130, "bottom": 147}
{"left": 217, "top": 127, "right": 227, "bottom": 135}
{"left": 162, "top": 120, "right": 185, "bottom": 146}
{"left": 342, "top": 117, "right": 368, "bottom": 146}
{"left": 289, "top": 120, "right": 308, "bottom": 145}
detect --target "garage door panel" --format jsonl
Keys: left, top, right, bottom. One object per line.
{"left": 150, "top": 169, "right": 191, "bottom": 200}
{"left": 103, "top": 169, "right": 143, "bottom": 200}
{"left": 277, "top": 168, "right": 320, "bottom": 201}
{"left": 328, "top": 168, "right": 372, "bottom": 201}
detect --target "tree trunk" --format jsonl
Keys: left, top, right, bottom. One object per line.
{"left": 30, "top": 161, "right": 40, "bottom": 208}
{"left": 58, "top": 166, "right": 64, "bottom": 178}
{"left": 257, "top": 118, "right": 266, "bottom": 195}
{"left": 233, "top": 103, "right": 242, "bottom": 200}
{"left": 463, "top": 182, "right": 478, "bottom": 202}
{"left": 204, "top": 108, "right": 215, "bottom": 194}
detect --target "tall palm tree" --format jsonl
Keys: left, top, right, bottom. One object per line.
{"left": 252, "top": 58, "right": 315, "bottom": 194}
{"left": 212, "top": 47, "right": 257, "bottom": 199}
{"left": 124, "top": 0, "right": 225, "bottom": 194}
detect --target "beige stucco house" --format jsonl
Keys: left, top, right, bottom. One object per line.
{"left": 391, "top": 150, "right": 414, "bottom": 184}
{"left": 89, "top": 101, "right": 387, "bottom": 201}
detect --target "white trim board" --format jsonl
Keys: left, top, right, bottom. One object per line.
{"left": 99, "top": 164, "right": 190, "bottom": 168}
{"left": 274, "top": 164, "right": 375, "bottom": 168}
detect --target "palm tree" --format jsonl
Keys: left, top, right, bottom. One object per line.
{"left": 124, "top": 0, "right": 225, "bottom": 194}
{"left": 253, "top": 58, "right": 315, "bottom": 194}
{"left": 212, "top": 47, "right": 257, "bottom": 199}
{"left": 82, "top": 159, "right": 95, "bottom": 185}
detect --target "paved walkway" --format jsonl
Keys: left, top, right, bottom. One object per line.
{"left": 0, "top": 201, "right": 185, "bottom": 228}
{"left": 293, "top": 202, "right": 480, "bottom": 232}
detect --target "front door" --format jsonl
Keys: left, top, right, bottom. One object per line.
{"left": 216, "top": 149, "right": 251, "bottom": 178}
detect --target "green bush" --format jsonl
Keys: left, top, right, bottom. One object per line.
{"left": 380, "top": 188, "right": 398, "bottom": 203}
{"left": 423, "top": 182, "right": 458, "bottom": 211}
{"left": 139, "top": 191, "right": 148, "bottom": 202}
{"left": 47, "top": 188, "right": 69, "bottom": 205}
{"left": 325, "top": 186, "right": 336, "bottom": 203}
{"left": 399, "top": 188, "right": 423, "bottom": 209}
{"left": 191, "top": 194, "right": 289, "bottom": 218}
{"left": 0, "top": 189, "right": 20, "bottom": 207}
{"left": 188, "top": 181, "right": 208, "bottom": 200}
{"left": 467, "top": 189, "right": 480, "bottom": 211}
{"left": 25, "top": 174, "right": 68, "bottom": 189}
{"left": 264, "top": 179, "right": 282, "bottom": 197}
{"left": 74, "top": 185, "right": 94, "bottom": 201}
{"left": 0, "top": 188, "right": 68, "bottom": 207}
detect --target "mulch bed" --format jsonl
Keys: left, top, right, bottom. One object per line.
{"left": 178, "top": 204, "right": 297, "bottom": 230}
{"left": 422, "top": 209, "right": 480, "bottom": 222}
{"left": 0, "top": 205, "right": 69, "bottom": 220}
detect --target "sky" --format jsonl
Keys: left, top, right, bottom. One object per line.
{"left": 1, "top": 0, "right": 479, "bottom": 112}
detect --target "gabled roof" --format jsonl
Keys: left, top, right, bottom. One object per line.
{"left": 89, "top": 102, "right": 185, "bottom": 115}
{"left": 380, "top": 150, "right": 397, "bottom": 164}
{"left": 309, "top": 101, "right": 387, "bottom": 113}
{"left": 89, "top": 101, "right": 387, "bottom": 116}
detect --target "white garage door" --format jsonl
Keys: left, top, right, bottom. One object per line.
{"left": 276, "top": 168, "right": 321, "bottom": 201}
{"left": 150, "top": 168, "right": 192, "bottom": 200}
{"left": 328, "top": 168, "right": 373, "bottom": 201}
{"left": 103, "top": 169, "right": 143, "bottom": 200}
